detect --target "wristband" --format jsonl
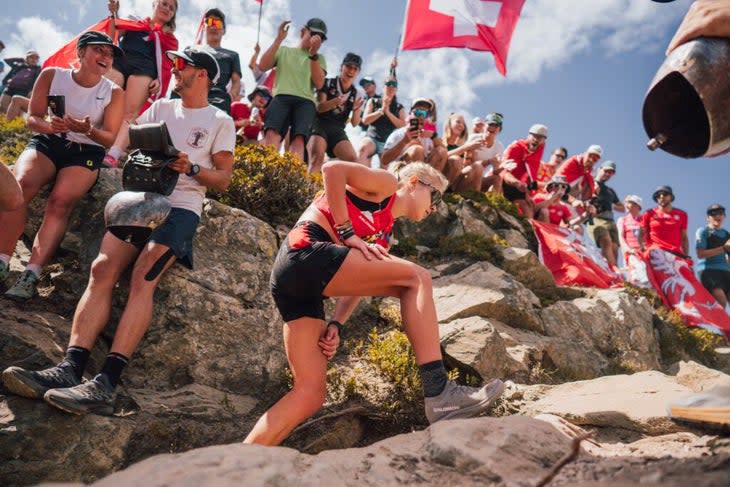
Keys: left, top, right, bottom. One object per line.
{"left": 327, "top": 320, "right": 343, "bottom": 338}
{"left": 335, "top": 220, "right": 355, "bottom": 241}
{"left": 308, "top": 54, "right": 319, "bottom": 61}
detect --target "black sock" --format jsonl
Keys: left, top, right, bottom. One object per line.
{"left": 99, "top": 353, "right": 129, "bottom": 389}
{"left": 419, "top": 360, "right": 447, "bottom": 397}
{"left": 63, "top": 346, "right": 90, "bottom": 380}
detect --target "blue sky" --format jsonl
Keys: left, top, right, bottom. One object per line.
{"left": 2, "top": 0, "right": 727, "bottom": 259}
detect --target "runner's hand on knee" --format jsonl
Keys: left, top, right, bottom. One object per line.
{"left": 318, "top": 325, "right": 340, "bottom": 360}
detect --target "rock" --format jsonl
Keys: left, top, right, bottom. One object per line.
{"left": 497, "top": 228, "right": 529, "bottom": 249}
{"left": 673, "top": 360, "right": 730, "bottom": 392}
{"left": 522, "top": 371, "right": 693, "bottom": 437}
{"left": 433, "top": 262, "right": 543, "bottom": 333}
{"left": 448, "top": 199, "right": 497, "bottom": 239}
{"left": 501, "top": 247, "right": 556, "bottom": 296}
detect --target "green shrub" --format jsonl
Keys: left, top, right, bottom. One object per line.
{"left": 366, "top": 328, "right": 421, "bottom": 409}
{"left": 209, "top": 144, "right": 321, "bottom": 227}
{"left": 430, "top": 233, "right": 504, "bottom": 266}
{"left": 0, "top": 116, "right": 32, "bottom": 165}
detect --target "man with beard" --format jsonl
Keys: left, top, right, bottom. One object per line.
{"left": 307, "top": 53, "right": 364, "bottom": 173}
{"left": 586, "top": 161, "right": 624, "bottom": 269}
{"left": 1, "top": 45, "right": 235, "bottom": 415}
{"left": 639, "top": 185, "right": 689, "bottom": 258}
{"left": 696, "top": 203, "right": 730, "bottom": 308}
{"left": 501, "top": 123, "right": 548, "bottom": 218}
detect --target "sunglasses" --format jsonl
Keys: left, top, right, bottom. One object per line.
{"left": 205, "top": 17, "right": 224, "bottom": 29}
{"left": 418, "top": 179, "right": 442, "bottom": 208}
{"left": 413, "top": 108, "right": 430, "bottom": 118}
{"left": 172, "top": 56, "right": 191, "bottom": 71}
{"left": 553, "top": 153, "right": 566, "bottom": 159}
{"left": 384, "top": 81, "right": 398, "bottom": 87}
{"left": 603, "top": 169, "right": 615, "bottom": 174}
{"left": 655, "top": 191, "right": 671, "bottom": 198}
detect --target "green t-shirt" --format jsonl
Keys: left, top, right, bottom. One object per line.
{"left": 273, "top": 46, "right": 327, "bottom": 102}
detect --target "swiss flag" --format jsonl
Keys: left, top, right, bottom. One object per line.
{"left": 532, "top": 220, "right": 623, "bottom": 289}
{"left": 401, "top": 0, "right": 526, "bottom": 75}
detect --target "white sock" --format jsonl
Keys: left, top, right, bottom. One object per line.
{"left": 107, "top": 146, "right": 123, "bottom": 160}
{"left": 0, "top": 253, "right": 10, "bottom": 265}
{"left": 26, "top": 263, "right": 42, "bottom": 277}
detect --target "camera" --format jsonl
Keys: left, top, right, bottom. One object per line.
{"left": 526, "top": 180, "right": 538, "bottom": 191}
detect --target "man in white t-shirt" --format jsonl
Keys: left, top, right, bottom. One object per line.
{"left": 380, "top": 98, "right": 447, "bottom": 171}
{"left": 1, "top": 46, "right": 236, "bottom": 416}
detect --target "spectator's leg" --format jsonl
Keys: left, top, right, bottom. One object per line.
{"left": 263, "top": 128, "right": 283, "bottom": 150}
{"left": 403, "top": 144, "right": 425, "bottom": 163}
{"left": 108, "top": 74, "right": 154, "bottom": 160}
{"left": 332, "top": 139, "right": 359, "bottom": 164}
{"left": 711, "top": 287, "right": 728, "bottom": 308}
{"left": 28, "top": 166, "right": 98, "bottom": 269}
{"left": 6, "top": 95, "right": 29, "bottom": 120}
{"left": 427, "top": 145, "right": 448, "bottom": 173}
{"left": 357, "top": 138, "right": 375, "bottom": 165}
{"left": 0, "top": 150, "right": 55, "bottom": 259}
{"left": 0, "top": 93, "right": 12, "bottom": 113}
{"left": 307, "top": 134, "right": 327, "bottom": 173}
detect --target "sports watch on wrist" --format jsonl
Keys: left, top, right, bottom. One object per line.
{"left": 186, "top": 164, "right": 200, "bottom": 177}
{"left": 308, "top": 53, "right": 318, "bottom": 61}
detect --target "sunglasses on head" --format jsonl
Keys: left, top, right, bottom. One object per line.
{"left": 205, "top": 17, "right": 224, "bottom": 29}
{"left": 413, "top": 108, "right": 430, "bottom": 118}
{"left": 418, "top": 179, "right": 442, "bottom": 208}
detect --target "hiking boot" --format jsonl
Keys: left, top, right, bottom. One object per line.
{"left": 2, "top": 362, "right": 81, "bottom": 399}
{"left": 5, "top": 270, "right": 39, "bottom": 301}
{"left": 0, "top": 260, "right": 8, "bottom": 283}
{"left": 424, "top": 379, "right": 505, "bottom": 423}
{"left": 44, "top": 373, "right": 116, "bottom": 415}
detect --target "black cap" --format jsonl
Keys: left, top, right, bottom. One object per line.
{"left": 205, "top": 8, "right": 226, "bottom": 27}
{"left": 359, "top": 76, "right": 375, "bottom": 87}
{"left": 342, "top": 52, "right": 362, "bottom": 68}
{"left": 305, "top": 18, "right": 327, "bottom": 41}
{"left": 707, "top": 203, "right": 726, "bottom": 215}
{"left": 166, "top": 46, "right": 220, "bottom": 84}
{"left": 652, "top": 185, "right": 674, "bottom": 202}
{"left": 77, "top": 31, "right": 124, "bottom": 58}
{"left": 248, "top": 85, "right": 272, "bottom": 105}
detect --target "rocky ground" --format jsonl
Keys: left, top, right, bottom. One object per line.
{"left": 1, "top": 171, "right": 728, "bottom": 486}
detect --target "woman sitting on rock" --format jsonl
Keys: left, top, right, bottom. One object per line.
{"left": 0, "top": 32, "right": 124, "bottom": 300}
{"left": 244, "top": 159, "right": 505, "bottom": 446}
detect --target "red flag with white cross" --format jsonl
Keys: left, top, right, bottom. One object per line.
{"left": 401, "top": 0, "right": 526, "bottom": 75}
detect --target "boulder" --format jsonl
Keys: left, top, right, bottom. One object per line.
{"left": 433, "top": 262, "right": 543, "bottom": 333}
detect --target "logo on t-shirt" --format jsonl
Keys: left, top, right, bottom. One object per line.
{"left": 188, "top": 128, "right": 209, "bottom": 148}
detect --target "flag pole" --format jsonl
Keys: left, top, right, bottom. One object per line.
{"left": 256, "top": 0, "right": 264, "bottom": 45}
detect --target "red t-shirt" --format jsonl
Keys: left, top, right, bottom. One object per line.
{"left": 556, "top": 155, "right": 595, "bottom": 199}
{"left": 617, "top": 214, "right": 642, "bottom": 252}
{"left": 533, "top": 193, "right": 572, "bottom": 225}
{"left": 641, "top": 207, "right": 688, "bottom": 255}
{"left": 230, "top": 102, "right": 265, "bottom": 140}
{"left": 536, "top": 161, "right": 557, "bottom": 184}
{"left": 503, "top": 139, "right": 544, "bottom": 183}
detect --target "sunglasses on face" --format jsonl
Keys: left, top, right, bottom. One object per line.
{"left": 413, "top": 108, "right": 430, "bottom": 118}
{"left": 553, "top": 153, "right": 566, "bottom": 159}
{"left": 603, "top": 169, "right": 615, "bottom": 174}
{"left": 656, "top": 191, "right": 671, "bottom": 198}
{"left": 205, "top": 17, "right": 224, "bottom": 29}
{"left": 172, "top": 56, "right": 201, "bottom": 72}
{"left": 418, "top": 180, "right": 442, "bottom": 208}
{"left": 384, "top": 81, "right": 398, "bottom": 87}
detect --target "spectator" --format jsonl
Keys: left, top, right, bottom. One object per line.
{"left": 231, "top": 85, "right": 271, "bottom": 144}
{"left": 0, "top": 50, "right": 41, "bottom": 113}
{"left": 381, "top": 98, "right": 447, "bottom": 172}
{"left": 451, "top": 112, "right": 506, "bottom": 194}
{"left": 307, "top": 53, "right": 364, "bottom": 173}
{"left": 357, "top": 75, "right": 376, "bottom": 131}
{"left": 501, "top": 123, "right": 548, "bottom": 218}
{"left": 1, "top": 45, "right": 235, "bottom": 414}
{"left": 471, "top": 116, "right": 485, "bottom": 135}
{"left": 441, "top": 112, "right": 470, "bottom": 184}
{"left": 617, "top": 194, "right": 649, "bottom": 286}
{"left": 357, "top": 75, "right": 405, "bottom": 167}
{"left": 639, "top": 185, "right": 689, "bottom": 258}
{"left": 0, "top": 32, "right": 124, "bottom": 299}
{"left": 536, "top": 146, "right": 568, "bottom": 188}
{"left": 0, "top": 163, "right": 22, "bottom": 211}
{"left": 696, "top": 203, "right": 730, "bottom": 308}
{"left": 586, "top": 161, "right": 624, "bottom": 269}
{"left": 243, "top": 159, "right": 504, "bottom": 445}
{"left": 259, "top": 18, "right": 328, "bottom": 161}
{"left": 104, "top": 0, "right": 179, "bottom": 167}
{"left": 198, "top": 8, "right": 242, "bottom": 113}
{"left": 556, "top": 144, "right": 602, "bottom": 203}
{"left": 533, "top": 176, "right": 582, "bottom": 228}
{"left": 248, "top": 43, "right": 266, "bottom": 84}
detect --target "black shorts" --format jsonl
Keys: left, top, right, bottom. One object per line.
{"left": 134, "top": 207, "right": 200, "bottom": 269}
{"left": 26, "top": 134, "right": 105, "bottom": 171}
{"left": 311, "top": 119, "right": 349, "bottom": 158}
{"left": 270, "top": 221, "right": 349, "bottom": 322}
{"left": 503, "top": 182, "right": 527, "bottom": 202}
{"left": 113, "top": 54, "right": 157, "bottom": 84}
{"left": 700, "top": 268, "right": 730, "bottom": 294}
{"left": 264, "top": 94, "right": 316, "bottom": 140}
{"left": 1, "top": 86, "right": 31, "bottom": 97}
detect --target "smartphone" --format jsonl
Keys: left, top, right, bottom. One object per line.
{"left": 47, "top": 95, "right": 65, "bottom": 117}
{"left": 409, "top": 117, "right": 419, "bottom": 131}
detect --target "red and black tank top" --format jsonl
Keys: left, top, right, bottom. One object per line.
{"left": 315, "top": 190, "right": 396, "bottom": 247}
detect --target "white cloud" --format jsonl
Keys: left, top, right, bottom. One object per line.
{"left": 9, "top": 18, "right": 73, "bottom": 59}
